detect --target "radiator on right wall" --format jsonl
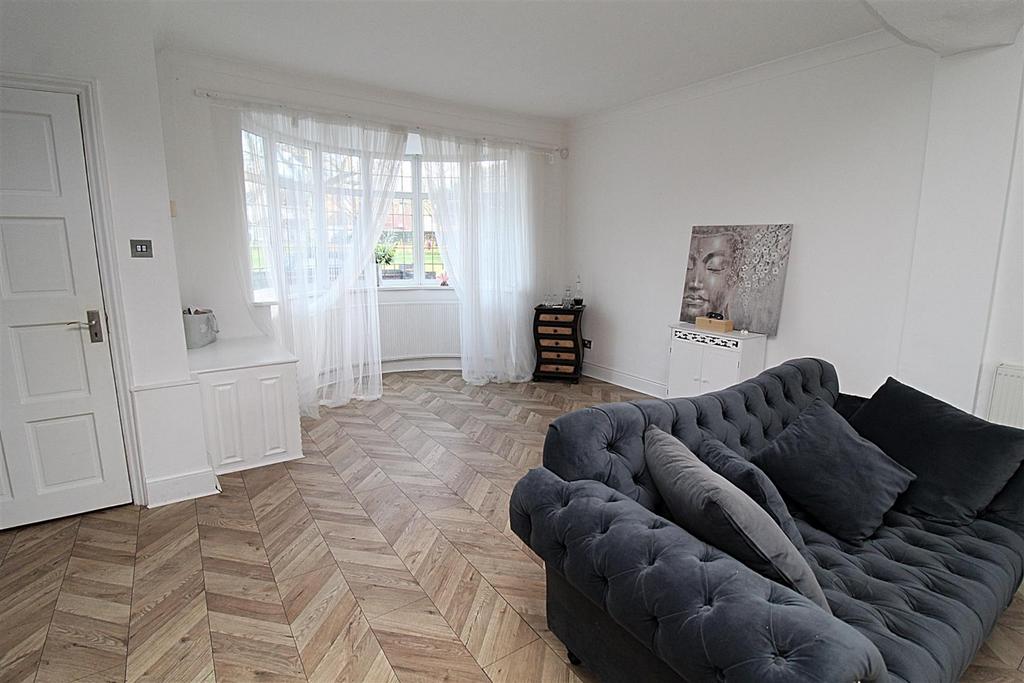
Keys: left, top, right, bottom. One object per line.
{"left": 988, "top": 363, "right": 1024, "bottom": 428}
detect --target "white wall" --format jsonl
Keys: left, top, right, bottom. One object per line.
{"left": 157, "top": 50, "right": 569, "bottom": 358}
{"left": 976, "top": 84, "right": 1024, "bottom": 419}
{"left": 898, "top": 40, "right": 1024, "bottom": 409}
{"left": 567, "top": 31, "right": 1024, "bottom": 407}
{"left": 0, "top": 1, "right": 216, "bottom": 505}
{"left": 567, "top": 33, "right": 938, "bottom": 397}
{"left": 0, "top": 1, "right": 189, "bottom": 385}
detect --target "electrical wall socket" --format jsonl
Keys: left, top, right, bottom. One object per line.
{"left": 583, "top": 338, "right": 592, "bottom": 349}
{"left": 130, "top": 239, "right": 153, "bottom": 258}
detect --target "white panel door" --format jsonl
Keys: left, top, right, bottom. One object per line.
{"left": 700, "top": 346, "right": 741, "bottom": 393}
{"left": 0, "top": 86, "right": 131, "bottom": 528}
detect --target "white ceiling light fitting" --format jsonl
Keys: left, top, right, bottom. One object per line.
{"left": 405, "top": 131, "right": 423, "bottom": 156}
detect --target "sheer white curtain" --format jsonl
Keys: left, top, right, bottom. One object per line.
{"left": 421, "top": 134, "right": 535, "bottom": 384}
{"left": 221, "top": 109, "right": 404, "bottom": 416}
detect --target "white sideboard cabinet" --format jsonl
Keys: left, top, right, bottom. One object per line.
{"left": 667, "top": 323, "right": 767, "bottom": 398}
{"left": 188, "top": 336, "right": 302, "bottom": 474}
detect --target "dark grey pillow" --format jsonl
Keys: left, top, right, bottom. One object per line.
{"left": 850, "top": 377, "right": 1024, "bottom": 525}
{"left": 985, "top": 466, "right": 1024, "bottom": 534}
{"left": 697, "top": 438, "right": 808, "bottom": 557}
{"left": 644, "top": 426, "right": 830, "bottom": 611}
{"left": 753, "top": 397, "right": 915, "bottom": 544}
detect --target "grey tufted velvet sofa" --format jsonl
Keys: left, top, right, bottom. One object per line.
{"left": 510, "top": 358, "right": 1024, "bottom": 683}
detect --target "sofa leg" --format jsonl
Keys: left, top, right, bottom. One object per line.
{"left": 567, "top": 650, "right": 582, "bottom": 666}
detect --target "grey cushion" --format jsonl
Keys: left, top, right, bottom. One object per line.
{"left": 696, "top": 438, "right": 808, "bottom": 557}
{"left": 800, "top": 510, "right": 1024, "bottom": 683}
{"left": 752, "top": 398, "right": 915, "bottom": 544}
{"left": 986, "top": 466, "right": 1024, "bottom": 534}
{"left": 644, "top": 425, "right": 829, "bottom": 611}
{"left": 850, "top": 377, "right": 1024, "bottom": 525}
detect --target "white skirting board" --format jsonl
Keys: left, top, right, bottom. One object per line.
{"left": 582, "top": 361, "right": 665, "bottom": 397}
{"left": 383, "top": 356, "right": 461, "bottom": 373}
{"left": 144, "top": 467, "right": 220, "bottom": 508}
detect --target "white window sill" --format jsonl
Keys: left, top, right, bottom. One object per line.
{"left": 252, "top": 286, "right": 456, "bottom": 307}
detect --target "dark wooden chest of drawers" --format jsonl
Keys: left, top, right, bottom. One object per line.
{"left": 533, "top": 305, "right": 585, "bottom": 383}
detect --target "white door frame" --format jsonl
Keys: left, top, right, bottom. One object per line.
{"left": 1, "top": 72, "right": 148, "bottom": 505}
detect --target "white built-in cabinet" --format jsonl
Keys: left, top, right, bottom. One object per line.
{"left": 188, "top": 336, "right": 302, "bottom": 474}
{"left": 667, "top": 323, "right": 767, "bottom": 397}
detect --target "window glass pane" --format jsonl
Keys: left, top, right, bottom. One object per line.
{"left": 322, "top": 150, "right": 360, "bottom": 283}
{"left": 371, "top": 158, "right": 413, "bottom": 195}
{"left": 399, "top": 159, "right": 413, "bottom": 194}
{"left": 275, "top": 141, "right": 316, "bottom": 288}
{"left": 422, "top": 160, "right": 461, "bottom": 190}
{"left": 421, "top": 198, "right": 445, "bottom": 282}
{"left": 241, "top": 130, "right": 274, "bottom": 301}
{"left": 378, "top": 197, "right": 414, "bottom": 282}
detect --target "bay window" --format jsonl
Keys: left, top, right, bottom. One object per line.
{"left": 243, "top": 128, "right": 449, "bottom": 298}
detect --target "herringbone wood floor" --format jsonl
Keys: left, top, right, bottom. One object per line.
{"left": 0, "top": 371, "right": 1021, "bottom": 683}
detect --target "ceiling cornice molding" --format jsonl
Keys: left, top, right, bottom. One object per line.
{"left": 572, "top": 29, "right": 905, "bottom": 132}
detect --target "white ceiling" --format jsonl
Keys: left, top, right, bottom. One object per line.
{"left": 150, "top": 0, "right": 883, "bottom": 120}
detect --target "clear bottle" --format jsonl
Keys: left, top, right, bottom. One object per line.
{"left": 562, "top": 287, "right": 572, "bottom": 308}
{"left": 573, "top": 274, "right": 583, "bottom": 306}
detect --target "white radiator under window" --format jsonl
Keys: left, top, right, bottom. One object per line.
{"left": 379, "top": 300, "right": 460, "bottom": 361}
{"left": 988, "top": 363, "right": 1024, "bottom": 427}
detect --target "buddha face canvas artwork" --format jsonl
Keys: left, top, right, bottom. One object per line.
{"left": 680, "top": 224, "right": 792, "bottom": 336}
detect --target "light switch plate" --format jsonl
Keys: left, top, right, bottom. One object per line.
{"left": 130, "top": 239, "right": 153, "bottom": 258}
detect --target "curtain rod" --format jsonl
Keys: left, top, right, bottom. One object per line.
{"left": 194, "top": 88, "right": 569, "bottom": 158}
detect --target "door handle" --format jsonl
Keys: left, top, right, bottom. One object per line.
{"left": 65, "top": 310, "right": 103, "bottom": 342}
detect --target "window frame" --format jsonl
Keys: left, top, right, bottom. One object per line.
{"left": 241, "top": 125, "right": 374, "bottom": 303}
{"left": 241, "top": 128, "right": 447, "bottom": 301}
{"left": 376, "top": 155, "right": 447, "bottom": 289}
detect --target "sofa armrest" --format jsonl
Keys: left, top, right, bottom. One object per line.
{"left": 543, "top": 401, "right": 675, "bottom": 510}
{"left": 511, "top": 468, "right": 888, "bottom": 683}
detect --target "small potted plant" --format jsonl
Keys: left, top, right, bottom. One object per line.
{"left": 374, "top": 237, "right": 397, "bottom": 287}
{"left": 439, "top": 271, "right": 449, "bottom": 287}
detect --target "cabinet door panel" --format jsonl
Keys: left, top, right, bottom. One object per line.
{"left": 667, "top": 341, "right": 703, "bottom": 397}
{"left": 701, "top": 347, "right": 741, "bottom": 392}
{"left": 257, "top": 373, "right": 288, "bottom": 458}
{"left": 201, "top": 377, "right": 243, "bottom": 469}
